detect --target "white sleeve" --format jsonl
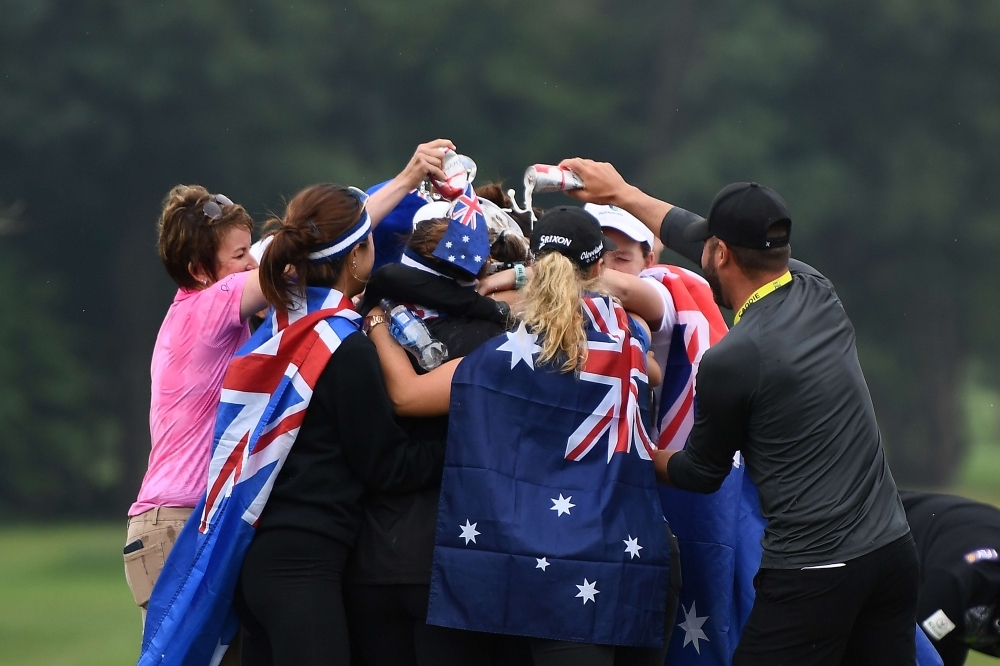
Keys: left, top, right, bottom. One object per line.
{"left": 641, "top": 275, "right": 677, "bottom": 333}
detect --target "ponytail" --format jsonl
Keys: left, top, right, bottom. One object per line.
{"left": 521, "top": 253, "right": 601, "bottom": 373}
{"left": 257, "top": 184, "right": 363, "bottom": 312}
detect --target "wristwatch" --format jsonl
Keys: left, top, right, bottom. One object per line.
{"left": 363, "top": 313, "right": 387, "bottom": 334}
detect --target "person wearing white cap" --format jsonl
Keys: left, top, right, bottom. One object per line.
{"left": 582, "top": 203, "right": 729, "bottom": 454}
{"left": 584, "top": 203, "right": 655, "bottom": 275}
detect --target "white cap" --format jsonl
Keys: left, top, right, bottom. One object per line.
{"left": 584, "top": 203, "right": 654, "bottom": 249}
{"left": 412, "top": 201, "right": 451, "bottom": 227}
{"left": 250, "top": 235, "right": 273, "bottom": 264}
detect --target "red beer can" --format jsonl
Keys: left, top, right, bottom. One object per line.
{"left": 524, "top": 164, "right": 585, "bottom": 194}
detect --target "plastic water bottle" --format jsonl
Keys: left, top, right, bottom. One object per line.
{"left": 381, "top": 300, "right": 449, "bottom": 371}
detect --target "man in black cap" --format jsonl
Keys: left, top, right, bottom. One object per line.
{"left": 559, "top": 158, "right": 917, "bottom": 665}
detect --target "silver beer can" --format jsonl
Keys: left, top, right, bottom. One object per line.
{"left": 524, "top": 164, "right": 585, "bottom": 194}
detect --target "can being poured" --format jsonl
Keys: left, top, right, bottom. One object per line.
{"left": 524, "top": 164, "right": 585, "bottom": 194}
{"left": 522, "top": 164, "right": 585, "bottom": 226}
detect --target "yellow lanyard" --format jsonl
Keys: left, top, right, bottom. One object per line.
{"left": 733, "top": 271, "right": 792, "bottom": 325}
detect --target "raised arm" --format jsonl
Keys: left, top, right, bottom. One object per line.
{"left": 600, "top": 269, "right": 667, "bottom": 331}
{"left": 366, "top": 308, "right": 459, "bottom": 417}
{"left": 362, "top": 264, "right": 510, "bottom": 325}
{"left": 367, "top": 139, "right": 455, "bottom": 227}
{"left": 558, "top": 157, "right": 704, "bottom": 266}
{"left": 481, "top": 265, "right": 667, "bottom": 331}
{"left": 240, "top": 269, "right": 267, "bottom": 321}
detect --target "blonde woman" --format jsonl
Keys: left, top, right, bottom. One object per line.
{"left": 367, "top": 207, "right": 675, "bottom": 666}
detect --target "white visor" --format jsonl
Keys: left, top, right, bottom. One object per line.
{"left": 412, "top": 201, "right": 452, "bottom": 227}
{"left": 584, "top": 203, "right": 654, "bottom": 249}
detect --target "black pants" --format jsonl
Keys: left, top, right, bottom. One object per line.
{"left": 529, "top": 522, "right": 683, "bottom": 666}
{"left": 345, "top": 583, "right": 532, "bottom": 666}
{"left": 235, "top": 529, "right": 351, "bottom": 666}
{"left": 733, "top": 534, "right": 919, "bottom": 666}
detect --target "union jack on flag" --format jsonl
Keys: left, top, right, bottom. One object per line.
{"left": 433, "top": 182, "right": 491, "bottom": 277}
{"left": 566, "top": 296, "right": 655, "bottom": 462}
{"left": 641, "top": 265, "right": 728, "bottom": 451}
{"left": 138, "top": 288, "right": 361, "bottom": 666}
{"left": 449, "top": 183, "right": 485, "bottom": 230}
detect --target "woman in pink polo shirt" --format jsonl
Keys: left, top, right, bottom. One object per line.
{"left": 124, "top": 185, "right": 267, "bottom": 624}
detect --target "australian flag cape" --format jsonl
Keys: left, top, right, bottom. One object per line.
{"left": 643, "top": 264, "right": 760, "bottom": 662}
{"left": 137, "top": 287, "right": 361, "bottom": 666}
{"left": 427, "top": 295, "right": 672, "bottom": 648}
{"left": 647, "top": 266, "right": 942, "bottom": 666}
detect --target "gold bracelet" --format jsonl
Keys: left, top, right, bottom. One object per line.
{"left": 363, "top": 313, "right": 387, "bottom": 334}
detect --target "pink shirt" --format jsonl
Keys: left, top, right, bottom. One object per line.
{"left": 129, "top": 271, "right": 251, "bottom": 516}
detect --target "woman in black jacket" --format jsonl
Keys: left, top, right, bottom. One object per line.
{"left": 346, "top": 213, "right": 529, "bottom": 666}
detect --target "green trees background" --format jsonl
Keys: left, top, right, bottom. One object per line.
{"left": 2, "top": 0, "right": 999, "bottom": 516}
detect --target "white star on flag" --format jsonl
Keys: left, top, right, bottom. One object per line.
{"left": 678, "top": 601, "right": 710, "bottom": 654}
{"left": 459, "top": 520, "right": 480, "bottom": 545}
{"left": 623, "top": 535, "right": 643, "bottom": 559}
{"left": 550, "top": 494, "right": 575, "bottom": 517}
{"left": 445, "top": 241, "right": 453, "bottom": 248}
{"left": 448, "top": 255, "right": 456, "bottom": 262}
{"left": 496, "top": 322, "right": 542, "bottom": 370}
{"left": 576, "top": 578, "right": 599, "bottom": 604}
{"left": 460, "top": 254, "right": 466, "bottom": 260}
{"left": 474, "top": 255, "right": 482, "bottom": 262}
{"left": 535, "top": 557, "right": 550, "bottom": 571}
{"left": 462, "top": 235, "right": 470, "bottom": 242}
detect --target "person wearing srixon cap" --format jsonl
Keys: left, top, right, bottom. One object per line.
{"left": 560, "top": 159, "right": 917, "bottom": 666}
{"left": 530, "top": 205, "right": 618, "bottom": 268}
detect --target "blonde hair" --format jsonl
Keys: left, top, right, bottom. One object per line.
{"left": 521, "top": 252, "right": 602, "bottom": 373}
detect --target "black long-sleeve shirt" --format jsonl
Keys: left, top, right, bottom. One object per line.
{"left": 349, "top": 266, "right": 510, "bottom": 585}
{"left": 660, "top": 207, "right": 909, "bottom": 568}
{"left": 358, "top": 263, "right": 511, "bottom": 324}
{"left": 256, "top": 332, "right": 445, "bottom": 547}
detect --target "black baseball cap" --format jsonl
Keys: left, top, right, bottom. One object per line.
{"left": 530, "top": 206, "right": 617, "bottom": 270}
{"left": 683, "top": 182, "right": 792, "bottom": 250}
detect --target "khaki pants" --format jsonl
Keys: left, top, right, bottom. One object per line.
{"left": 125, "top": 506, "right": 241, "bottom": 665}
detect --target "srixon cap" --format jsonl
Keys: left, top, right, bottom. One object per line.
{"left": 530, "top": 206, "right": 617, "bottom": 270}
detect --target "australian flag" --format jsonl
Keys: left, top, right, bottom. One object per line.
{"left": 137, "top": 288, "right": 361, "bottom": 666}
{"left": 427, "top": 295, "right": 671, "bottom": 648}
{"left": 660, "top": 457, "right": 764, "bottom": 663}
{"left": 432, "top": 182, "right": 491, "bottom": 278}
{"left": 641, "top": 264, "right": 762, "bottom": 662}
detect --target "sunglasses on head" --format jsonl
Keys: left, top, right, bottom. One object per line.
{"left": 346, "top": 186, "right": 369, "bottom": 209}
{"left": 202, "top": 194, "right": 235, "bottom": 222}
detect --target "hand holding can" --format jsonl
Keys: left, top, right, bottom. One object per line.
{"left": 397, "top": 139, "right": 455, "bottom": 189}
{"left": 524, "top": 164, "right": 585, "bottom": 194}
{"left": 555, "top": 158, "right": 632, "bottom": 206}
{"left": 430, "top": 151, "right": 477, "bottom": 200}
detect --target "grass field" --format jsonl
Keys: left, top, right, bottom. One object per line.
{"left": 1, "top": 521, "right": 998, "bottom": 665}
{"left": 0, "top": 524, "right": 139, "bottom": 665}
